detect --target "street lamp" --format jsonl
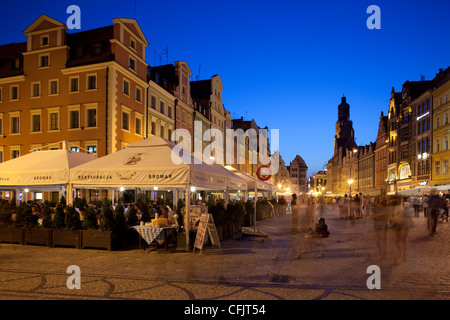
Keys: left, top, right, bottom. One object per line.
{"left": 347, "top": 179, "right": 354, "bottom": 197}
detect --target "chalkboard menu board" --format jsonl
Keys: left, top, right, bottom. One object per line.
{"left": 193, "top": 213, "right": 221, "bottom": 254}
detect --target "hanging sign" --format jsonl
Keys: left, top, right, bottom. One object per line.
{"left": 256, "top": 165, "right": 272, "bottom": 181}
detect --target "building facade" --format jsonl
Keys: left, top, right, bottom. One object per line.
{"left": 356, "top": 143, "right": 376, "bottom": 194}
{"left": 431, "top": 67, "right": 450, "bottom": 186}
{"left": 288, "top": 155, "right": 308, "bottom": 194}
{"left": 147, "top": 64, "right": 176, "bottom": 141}
{"left": 0, "top": 15, "right": 150, "bottom": 162}
{"left": 374, "top": 111, "right": 388, "bottom": 195}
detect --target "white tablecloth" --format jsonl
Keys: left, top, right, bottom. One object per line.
{"left": 132, "top": 226, "right": 178, "bottom": 245}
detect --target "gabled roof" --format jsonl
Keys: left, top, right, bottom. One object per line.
{"left": 112, "top": 18, "right": 148, "bottom": 46}
{"left": 291, "top": 155, "right": 307, "bottom": 168}
{"left": 23, "top": 14, "right": 66, "bottom": 34}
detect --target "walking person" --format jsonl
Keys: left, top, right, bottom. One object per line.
{"left": 354, "top": 193, "right": 361, "bottom": 218}
{"left": 388, "top": 196, "right": 413, "bottom": 264}
{"left": 427, "top": 190, "right": 442, "bottom": 236}
{"left": 278, "top": 196, "right": 287, "bottom": 217}
{"left": 291, "top": 194, "right": 299, "bottom": 234}
{"left": 338, "top": 196, "right": 345, "bottom": 218}
{"left": 306, "top": 197, "right": 316, "bottom": 228}
{"left": 422, "top": 195, "right": 429, "bottom": 218}
{"left": 371, "top": 196, "right": 389, "bottom": 261}
{"left": 317, "top": 196, "right": 325, "bottom": 217}
{"left": 413, "top": 196, "right": 421, "bottom": 218}
{"left": 293, "top": 199, "right": 314, "bottom": 259}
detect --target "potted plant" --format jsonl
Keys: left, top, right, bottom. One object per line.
{"left": 52, "top": 205, "right": 82, "bottom": 249}
{"left": 0, "top": 201, "right": 23, "bottom": 244}
{"left": 81, "top": 207, "right": 117, "bottom": 251}
{"left": 22, "top": 203, "right": 52, "bottom": 247}
{"left": 208, "top": 200, "right": 225, "bottom": 241}
{"left": 256, "top": 199, "right": 270, "bottom": 221}
{"left": 52, "top": 204, "right": 66, "bottom": 230}
{"left": 243, "top": 200, "right": 254, "bottom": 227}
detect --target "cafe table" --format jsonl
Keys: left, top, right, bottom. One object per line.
{"left": 132, "top": 225, "right": 179, "bottom": 251}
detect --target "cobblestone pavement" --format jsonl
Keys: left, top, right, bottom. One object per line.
{"left": 0, "top": 206, "right": 449, "bottom": 300}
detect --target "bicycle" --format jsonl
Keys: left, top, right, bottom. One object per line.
{"left": 438, "top": 208, "right": 449, "bottom": 223}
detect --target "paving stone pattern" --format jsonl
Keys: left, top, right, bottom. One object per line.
{"left": 0, "top": 206, "right": 449, "bottom": 300}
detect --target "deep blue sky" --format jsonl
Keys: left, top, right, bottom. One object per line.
{"left": 1, "top": 0, "right": 449, "bottom": 177}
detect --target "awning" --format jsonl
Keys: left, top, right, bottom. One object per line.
{"left": 397, "top": 186, "right": 433, "bottom": 196}
{"left": 70, "top": 136, "right": 233, "bottom": 191}
{"left": 0, "top": 147, "right": 96, "bottom": 187}
{"left": 223, "top": 165, "right": 275, "bottom": 193}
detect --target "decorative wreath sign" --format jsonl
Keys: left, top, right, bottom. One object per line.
{"left": 256, "top": 165, "right": 272, "bottom": 182}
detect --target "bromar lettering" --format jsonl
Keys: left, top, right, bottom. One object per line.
{"left": 148, "top": 174, "right": 172, "bottom": 179}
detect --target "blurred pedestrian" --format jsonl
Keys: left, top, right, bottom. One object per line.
{"left": 317, "top": 196, "right": 325, "bottom": 217}
{"left": 371, "top": 196, "right": 389, "bottom": 261}
{"left": 306, "top": 197, "right": 316, "bottom": 227}
{"left": 413, "top": 196, "right": 421, "bottom": 217}
{"left": 428, "top": 190, "right": 442, "bottom": 235}
{"left": 354, "top": 194, "right": 361, "bottom": 218}
{"left": 278, "top": 196, "right": 287, "bottom": 216}
{"left": 293, "top": 199, "right": 314, "bottom": 259}
{"left": 388, "top": 196, "right": 413, "bottom": 264}
{"left": 291, "top": 194, "right": 299, "bottom": 234}
{"left": 422, "top": 195, "right": 429, "bottom": 218}
{"left": 338, "top": 196, "right": 345, "bottom": 218}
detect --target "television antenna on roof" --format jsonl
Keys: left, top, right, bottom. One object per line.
{"left": 196, "top": 64, "right": 201, "bottom": 80}
{"left": 159, "top": 42, "right": 169, "bottom": 65}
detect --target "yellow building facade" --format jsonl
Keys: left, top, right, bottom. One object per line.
{"left": 432, "top": 71, "right": 450, "bottom": 186}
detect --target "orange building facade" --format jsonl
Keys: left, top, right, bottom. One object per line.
{"left": 0, "top": 15, "right": 149, "bottom": 162}
{"left": 0, "top": 15, "right": 151, "bottom": 202}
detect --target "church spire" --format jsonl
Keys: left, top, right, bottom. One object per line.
{"left": 338, "top": 95, "right": 350, "bottom": 122}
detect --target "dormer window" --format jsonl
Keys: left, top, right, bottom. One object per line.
{"left": 11, "top": 58, "right": 20, "bottom": 70}
{"left": 75, "top": 46, "right": 83, "bottom": 58}
{"left": 92, "top": 43, "right": 102, "bottom": 56}
{"left": 41, "top": 35, "right": 49, "bottom": 46}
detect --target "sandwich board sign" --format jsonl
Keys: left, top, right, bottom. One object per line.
{"left": 193, "top": 213, "right": 221, "bottom": 254}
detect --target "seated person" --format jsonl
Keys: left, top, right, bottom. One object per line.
{"left": 315, "top": 217, "right": 330, "bottom": 238}
{"left": 161, "top": 207, "right": 179, "bottom": 227}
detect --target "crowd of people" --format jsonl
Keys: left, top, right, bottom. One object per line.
{"left": 284, "top": 190, "right": 449, "bottom": 263}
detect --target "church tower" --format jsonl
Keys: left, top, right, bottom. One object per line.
{"left": 334, "top": 96, "right": 357, "bottom": 156}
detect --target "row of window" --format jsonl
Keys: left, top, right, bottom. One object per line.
{"left": 0, "top": 109, "right": 145, "bottom": 136}
{"left": 417, "top": 98, "right": 431, "bottom": 115}
{"left": 0, "top": 75, "right": 96, "bottom": 101}
{"left": 435, "top": 136, "right": 450, "bottom": 153}
{"left": 0, "top": 144, "right": 97, "bottom": 162}
{"left": 435, "top": 112, "right": 450, "bottom": 129}
{"left": 123, "top": 78, "right": 143, "bottom": 103}
{"left": 122, "top": 109, "right": 143, "bottom": 136}
{"left": 437, "top": 93, "right": 449, "bottom": 107}
{"left": 149, "top": 121, "right": 172, "bottom": 140}
{"left": 435, "top": 159, "right": 449, "bottom": 176}
{"left": 150, "top": 96, "right": 172, "bottom": 118}
{"left": 0, "top": 108, "right": 97, "bottom": 135}
{"left": 0, "top": 76, "right": 143, "bottom": 104}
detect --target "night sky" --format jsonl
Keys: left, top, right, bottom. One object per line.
{"left": 1, "top": 0, "right": 449, "bottom": 177}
